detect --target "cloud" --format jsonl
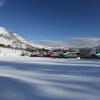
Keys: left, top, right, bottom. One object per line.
{"left": 36, "top": 37, "right": 100, "bottom": 48}
{"left": 36, "top": 40, "right": 70, "bottom": 48}
{"left": 67, "top": 37, "right": 100, "bottom": 48}
{"left": 0, "top": 0, "right": 6, "bottom": 7}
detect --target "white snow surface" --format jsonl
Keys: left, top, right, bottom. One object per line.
{"left": 0, "top": 47, "right": 23, "bottom": 56}
{"left": 0, "top": 57, "right": 100, "bottom": 100}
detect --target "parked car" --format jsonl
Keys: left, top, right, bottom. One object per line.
{"left": 47, "top": 51, "right": 60, "bottom": 58}
{"left": 29, "top": 51, "right": 40, "bottom": 57}
{"left": 20, "top": 52, "right": 31, "bottom": 56}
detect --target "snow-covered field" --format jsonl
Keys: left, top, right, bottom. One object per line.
{"left": 0, "top": 57, "right": 100, "bottom": 100}
{"left": 0, "top": 47, "right": 23, "bottom": 56}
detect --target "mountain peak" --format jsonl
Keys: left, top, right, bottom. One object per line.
{"left": 0, "top": 27, "right": 6, "bottom": 30}
{"left": 0, "top": 27, "right": 4, "bottom": 29}
{"left": 0, "top": 27, "right": 48, "bottom": 49}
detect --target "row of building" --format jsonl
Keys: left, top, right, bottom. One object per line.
{"left": 21, "top": 47, "right": 100, "bottom": 59}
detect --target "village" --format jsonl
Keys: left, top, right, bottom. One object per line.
{"left": 21, "top": 46, "right": 100, "bottom": 59}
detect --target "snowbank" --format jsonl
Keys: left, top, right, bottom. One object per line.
{"left": 0, "top": 47, "right": 22, "bottom": 56}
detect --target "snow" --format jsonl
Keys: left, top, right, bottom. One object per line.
{"left": 0, "top": 27, "right": 9, "bottom": 35}
{"left": 0, "top": 57, "right": 100, "bottom": 100}
{"left": 0, "top": 27, "right": 48, "bottom": 49}
{"left": 0, "top": 47, "right": 22, "bottom": 56}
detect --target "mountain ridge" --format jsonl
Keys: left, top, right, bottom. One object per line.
{"left": 0, "top": 27, "right": 100, "bottom": 49}
{"left": 0, "top": 27, "right": 48, "bottom": 49}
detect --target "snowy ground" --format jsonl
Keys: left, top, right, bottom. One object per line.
{"left": 0, "top": 57, "right": 100, "bottom": 100}
{"left": 0, "top": 47, "right": 22, "bottom": 56}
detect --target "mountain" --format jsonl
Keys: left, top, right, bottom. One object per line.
{"left": 37, "top": 37, "right": 100, "bottom": 49}
{"left": 0, "top": 27, "right": 48, "bottom": 49}
{"left": 35, "top": 40, "right": 70, "bottom": 49}
{"left": 67, "top": 37, "right": 100, "bottom": 48}
{"left": 0, "top": 27, "right": 100, "bottom": 50}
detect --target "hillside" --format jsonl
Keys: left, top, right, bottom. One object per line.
{"left": 0, "top": 27, "right": 47, "bottom": 49}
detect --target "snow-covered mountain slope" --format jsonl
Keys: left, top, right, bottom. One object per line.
{"left": 0, "top": 27, "right": 99, "bottom": 49}
{"left": 0, "top": 27, "right": 47, "bottom": 49}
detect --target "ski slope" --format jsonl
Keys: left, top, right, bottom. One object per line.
{"left": 0, "top": 57, "right": 100, "bottom": 100}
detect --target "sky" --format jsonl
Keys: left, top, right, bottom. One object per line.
{"left": 0, "top": 0, "right": 100, "bottom": 41}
